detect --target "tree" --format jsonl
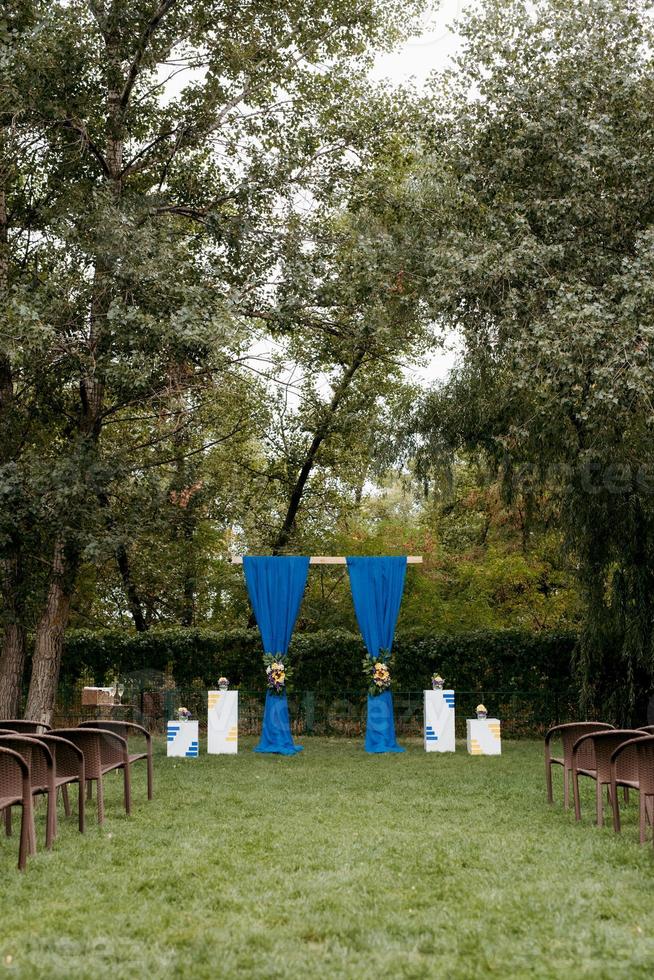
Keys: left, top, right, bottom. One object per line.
{"left": 411, "top": 0, "right": 654, "bottom": 721}
{"left": 1, "top": 0, "right": 425, "bottom": 722}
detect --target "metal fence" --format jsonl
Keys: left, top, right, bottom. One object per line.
{"left": 55, "top": 683, "right": 579, "bottom": 739}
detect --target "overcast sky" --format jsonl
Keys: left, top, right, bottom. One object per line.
{"left": 373, "top": 0, "right": 470, "bottom": 88}
{"left": 372, "top": 0, "right": 472, "bottom": 384}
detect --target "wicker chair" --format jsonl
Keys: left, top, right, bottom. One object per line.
{"left": 0, "top": 720, "right": 52, "bottom": 734}
{"left": 78, "top": 720, "right": 153, "bottom": 801}
{"left": 633, "top": 736, "right": 654, "bottom": 844}
{"left": 571, "top": 729, "right": 645, "bottom": 826}
{"left": 0, "top": 746, "right": 34, "bottom": 870}
{"left": 35, "top": 734, "right": 86, "bottom": 833}
{"left": 0, "top": 734, "right": 56, "bottom": 850}
{"left": 610, "top": 736, "right": 647, "bottom": 833}
{"left": 545, "top": 722, "right": 614, "bottom": 807}
{"left": 50, "top": 728, "right": 131, "bottom": 825}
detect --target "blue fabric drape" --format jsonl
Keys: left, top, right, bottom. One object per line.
{"left": 347, "top": 556, "right": 407, "bottom": 754}
{"left": 243, "top": 556, "right": 309, "bottom": 755}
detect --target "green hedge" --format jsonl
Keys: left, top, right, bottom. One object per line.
{"left": 61, "top": 627, "right": 578, "bottom": 697}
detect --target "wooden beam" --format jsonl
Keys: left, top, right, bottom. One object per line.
{"left": 229, "top": 556, "right": 423, "bottom": 565}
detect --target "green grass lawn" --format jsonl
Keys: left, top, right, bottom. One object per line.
{"left": 2, "top": 737, "right": 654, "bottom": 979}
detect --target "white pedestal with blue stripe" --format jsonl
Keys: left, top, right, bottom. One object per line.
{"left": 424, "top": 689, "right": 455, "bottom": 752}
{"left": 167, "top": 720, "right": 199, "bottom": 758}
{"left": 208, "top": 691, "right": 238, "bottom": 754}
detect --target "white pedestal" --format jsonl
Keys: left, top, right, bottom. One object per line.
{"left": 167, "top": 720, "right": 199, "bottom": 758}
{"left": 466, "top": 718, "right": 501, "bottom": 755}
{"left": 208, "top": 690, "right": 238, "bottom": 754}
{"left": 424, "top": 690, "right": 455, "bottom": 752}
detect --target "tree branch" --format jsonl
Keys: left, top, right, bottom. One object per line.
{"left": 120, "top": 0, "right": 179, "bottom": 112}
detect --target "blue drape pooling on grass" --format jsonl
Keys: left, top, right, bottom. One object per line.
{"left": 243, "top": 556, "right": 309, "bottom": 755}
{"left": 346, "top": 556, "right": 407, "bottom": 754}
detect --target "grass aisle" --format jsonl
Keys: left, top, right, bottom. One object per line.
{"left": 1, "top": 738, "right": 654, "bottom": 979}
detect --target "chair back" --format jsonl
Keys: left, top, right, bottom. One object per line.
{"left": 50, "top": 728, "right": 126, "bottom": 776}
{"left": 636, "top": 736, "right": 654, "bottom": 796}
{"left": 78, "top": 720, "right": 150, "bottom": 744}
{"left": 0, "top": 720, "right": 51, "bottom": 734}
{"left": 0, "top": 746, "right": 29, "bottom": 803}
{"left": 35, "top": 735, "right": 85, "bottom": 780}
{"left": 575, "top": 730, "right": 646, "bottom": 782}
{"left": 0, "top": 735, "right": 53, "bottom": 790}
{"left": 548, "top": 722, "right": 614, "bottom": 769}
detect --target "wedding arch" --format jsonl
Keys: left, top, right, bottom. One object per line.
{"left": 231, "top": 555, "right": 422, "bottom": 755}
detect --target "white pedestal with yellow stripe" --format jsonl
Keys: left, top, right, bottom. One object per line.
{"left": 466, "top": 718, "right": 501, "bottom": 755}
{"left": 424, "top": 690, "right": 455, "bottom": 752}
{"left": 208, "top": 690, "right": 238, "bottom": 754}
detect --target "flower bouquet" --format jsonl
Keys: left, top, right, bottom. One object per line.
{"left": 363, "top": 653, "right": 392, "bottom": 696}
{"left": 264, "top": 654, "right": 291, "bottom": 696}
{"left": 431, "top": 673, "right": 444, "bottom": 690}
{"left": 218, "top": 677, "right": 229, "bottom": 691}
{"left": 177, "top": 706, "right": 192, "bottom": 722}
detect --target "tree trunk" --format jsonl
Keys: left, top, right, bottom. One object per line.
{"left": 271, "top": 345, "right": 366, "bottom": 554}
{"left": 24, "top": 538, "right": 76, "bottom": 726}
{"left": 115, "top": 542, "right": 148, "bottom": 632}
{"left": 0, "top": 541, "right": 27, "bottom": 717}
{"left": 0, "top": 143, "right": 27, "bottom": 715}
{"left": 0, "top": 624, "right": 26, "bottom": 717}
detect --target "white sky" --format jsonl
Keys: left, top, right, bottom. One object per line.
{"left": 372, "top": 0, "right": 470, "bottom": 88}
{"left": 373, "top": 0, "right": 472, "bottom": 385}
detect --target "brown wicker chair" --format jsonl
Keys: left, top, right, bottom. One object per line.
{"left": 34, "top": 734, "right": 86, "bottom": 833}
{"left": 0, "top": 734, "right": 56, "bottom": 850}
{"left": 571, "top": 729, "right": 645, "bottom": 826}
{"left": 610, "top": 736, "right": 648, "bottom": 833}
{"left": 0, "top": 720, "right": 51, "bottom": 734}
{"left": 78, "top": 720, "right": 153, "bottom": 801}
{"left": 545, "top": 722, "right": 614, "bottom": 807}
{"left": 633, "top": 736, "right": 654, "bottom": 844}
{"left": 0, "top": 746, "right": 35, "bottom": 870}
{"left": 50, "top": 728, "right": 130, "bottom": 825}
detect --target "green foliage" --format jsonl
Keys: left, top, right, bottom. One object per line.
{"left": 405, "top": 0, "right": 654, "bottom": 722}
{"left": 60, "top": 626, "right": 578, "bottom": 701}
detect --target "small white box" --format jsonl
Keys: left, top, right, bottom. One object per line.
{"left": 424, "top": 690, "right": 455, "bottom": 752}
{"left": 466, "top": 718, "right": 501, "bottom": 755}
{"left": 208, "top": 690, "right": 238, "bottom": 754}
{"left": 167, "top": 720, "right": 199, "bottom": 758}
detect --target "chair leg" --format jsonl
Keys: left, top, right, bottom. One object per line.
{"left": 61, "top": 784, "right": 72, "bottom": 817}
{"left": 87, "top": 780, "right": 93, "bottom": 800}
{"left": 640, "top": 791, "right": 647, "bottom": 844}
{"left": 96, "top": 778, "right": 104, "bottom": 825}
{"left": 147, "top": 751, "right": 154, "bottom": 801}
{"left": 78, "top": 780, "right": 85, "bottom": 833}
{"left": 596, "top": 780, "right": 604, "bottom": 827}
{"left": 18, "top": 802, "right": 32, "bottom": 871}
{"left": 123, "top": 764, "right": 132, "bottom": 816}
{"left": 573, "top": 768, "right": 582, "bottom": 821}
{"left": 5, "top": 807, "right": 12, "bottom": 837}
{"left": 46, "top": 789, "right": 56, "bottom": 848}
{"left": 611, "top": 781, "right": 622, "bottom": 832}
{"left": 26, "top": 798, "right": 37, "bottom": 856}
{"left": 564, "top": 767, "right": 570, "bottom": 809}
{"left": 624, "top": 786, "right": 630, "bottom": 804}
